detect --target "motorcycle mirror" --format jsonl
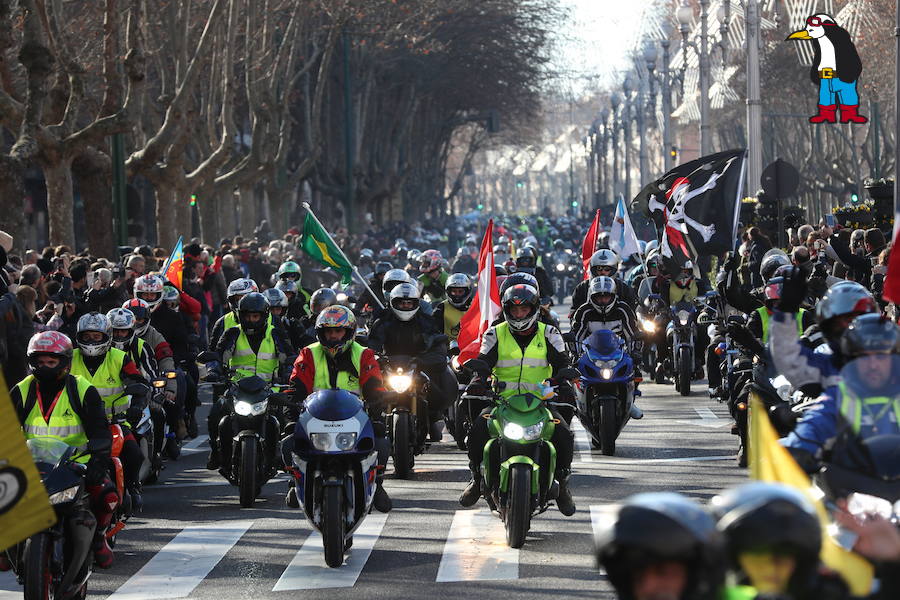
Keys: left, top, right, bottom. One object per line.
{"left": 198, "top": 350, "right": 221, "bottom": 363}
{"left": 124, "top": 383, "right": 149, "bottom": 397}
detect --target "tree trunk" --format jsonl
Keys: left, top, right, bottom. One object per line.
{"left": 44, "top": 157, "right": 75, "bottom": 249}
{"left": 219, "top": 189, "right": 236, "bottom": 240}
{"left": 173, "top": 179, "right": 190, "bottom": 242}
{"left": 238, "top": 183, "right": 255, "bottom": 237}
{"left": 0, "top": 155, "right": 25, "bottom": 251}
{"left": 73, "top": 152, "right": 115, "bottom": 258}
{"left": 155, "top": 182, "right": 176, "bottom": 250}
{"left": 197, "top": 191, "right": 219, "bottom": 244}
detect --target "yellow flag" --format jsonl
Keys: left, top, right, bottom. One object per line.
{"left": 0, "top": 372, "right": 56, "bottom": 548}
{"left": 749, "top": 394, "right": 874, "bottom": 596}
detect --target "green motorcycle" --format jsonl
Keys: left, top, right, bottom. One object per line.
{"left": 463, "top": 360, "right": 576, "bottom": 548}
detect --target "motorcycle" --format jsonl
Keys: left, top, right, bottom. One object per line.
{"left": 380, "top": 355, "right": 431, "bottom": 479}
{"left": 667, "top": 299, "right": 698, "bottom": 396}
{"left": 449, "top": 344, "right": 473, "bottom": 451}
{"left": 5, "top": 437, "right": 98, "bottom": 600}
{"left": 550, "top": 250, "right": 577, "bottom": 305}
{"left": 199, "top": 351, "right": 290, "bottom": 508}
{"left": 461, "top": 359, "right": 579, "bottom": 548}
{"left": 571, "top": 330, "right": 638, "bottom": 456}
{"left": 285, "top": 390, "right": 379, "bottom": 568}
{"left": 637, "top": 294, "right": 669, "bottom": 383}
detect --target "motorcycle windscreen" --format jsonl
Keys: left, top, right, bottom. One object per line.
{"left": 584, "top": 330, "right": 623, "bottom": 356}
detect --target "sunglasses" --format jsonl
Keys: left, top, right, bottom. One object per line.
{"left": 805, "top": 16, "right": 833, "bottom": 27}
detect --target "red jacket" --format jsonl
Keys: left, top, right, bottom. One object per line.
{"left": 290, "top": 345, "right": 384, "bottom": 409}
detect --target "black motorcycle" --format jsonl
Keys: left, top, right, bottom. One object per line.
{"left": 668, "top": 299, "right": 698, "bottom": 396}
{"left": 637, "top": 294, "right": 669, "bottom": 383}
{"left": 380, "top": 355, "right": 431, "bottom": 479}
{"left": 199, "top": 351, "right": 291, "bottom": 508}
{"left": 5, "top": 437, "right": 101, "bottom": 600}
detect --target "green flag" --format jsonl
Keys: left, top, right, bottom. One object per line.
{"left": 299, "top": 213, "right": 353, "bottom": 284}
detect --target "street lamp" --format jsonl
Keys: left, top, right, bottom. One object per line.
{"left": 676, "top": 0, "right": 715, "bottom": 156}
{"left": 745, "top": 0, "right": 763, "bottom": 196}
{"left": 622, "top": 75, "right": 634, "bottom": 200}
{"left": 659, "top": 20, "right": 675, "bottom": 171}
{"left": 610, "top": 93, "right": 622, "bottom": 202}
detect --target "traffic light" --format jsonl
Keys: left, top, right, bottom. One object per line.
{"left": 190, "top": 194, "right": 197, "bottom": 207}
{"left": 850, "top": 191, "right": 860, "bottom": 204}
{"left": 516, "top": 180, "right": 524, "bottom": 189}
{"left": 476, "top": 203, "right": 484, "bottom": 210}
{"left": 571, "top": 200, "right": 579, "bottom": 207}
{"left": 670, "top": 145, "right": 678, "bottom": 161}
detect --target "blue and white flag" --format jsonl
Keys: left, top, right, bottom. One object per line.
{"left": 610, "top": 196, "right": 641, "bottom": 258}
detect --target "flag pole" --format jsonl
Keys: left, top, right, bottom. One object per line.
{"left": 301, "top": 202, "right": 384, "bottom": 309}
{"left": 731, "top": 151, "right": 748, "bottom": 247}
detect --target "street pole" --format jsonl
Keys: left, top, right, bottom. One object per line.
{"left": 111, "top": 133, "right": 128, "bottom": 246}
{"left": 637, "top": 74, "right": 648, "bottom": 188}
{"left": 699, "top": 0, "right": 711, "bottom": 156}
{"left": 745, "top": 0, "right": 762, "bottom": 196}
{"left": 661, "top": 36, "right": 674, "bottom": 171}
{"left": 895, "top": 0, "right": 900, "bottom": 219}
{"left": 342, "top": 31, "right": 355, "bottom": 234}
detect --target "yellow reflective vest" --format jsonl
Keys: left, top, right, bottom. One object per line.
{"left": 493, "top": 321, "right": 552, "bottom": 398}
{"left": 838, "top": 382, "right": 900, "bottom": 436}
{"left": 18, "top": 375, "right": 94, "bottom": 463}
{"left": 71, "top": 348, "right": 128, "bottom": 418}
{"left": 755, "top": 307, "right": 806, "bottom": 344}
{"left": 230, "top": 322, "right": 279, "bottom": 382}
{"left": 442, "top": 303, "right": 465, "bottom": 341}
{"left": 309, "top": 342, "right": 365, "bottom": 394}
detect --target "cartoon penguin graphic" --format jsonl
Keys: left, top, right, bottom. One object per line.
{"left": 786, "top": 14, "right": 867, "bottom": 124}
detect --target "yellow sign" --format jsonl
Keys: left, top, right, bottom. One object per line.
{"left": 749, "top": 394, "right": 873, "bottom": 596}
{"left": 0, "top": 372, "right": 56, "bottom": 548}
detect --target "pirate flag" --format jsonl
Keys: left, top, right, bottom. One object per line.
{"left": 632, "top": 149, "right": 745, "bottom": 268}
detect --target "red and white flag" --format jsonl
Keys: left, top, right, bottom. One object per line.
{"left": 883, "top": 211, "right": 900, "bottom": 304}
{"left": 457, "top": 219, "right": 502, "bottom": 363}
{"left": 581, "top": 209, "right": 601, "bottom": 279}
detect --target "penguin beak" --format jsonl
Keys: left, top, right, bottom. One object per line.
{"left": 786, "top": 29, "right": 812, "bottom": 40}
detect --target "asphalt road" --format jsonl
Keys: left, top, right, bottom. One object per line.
{"left": 1, "top": 302, "right": 748, "bottom": 600}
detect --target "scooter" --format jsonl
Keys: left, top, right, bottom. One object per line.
{"left": 571, "top": 330, "right": 638, "bottom": 456}
{"left": 285, "top": 389, "right": 379, "bottom": 568}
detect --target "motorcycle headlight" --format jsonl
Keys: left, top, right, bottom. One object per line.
{"left": 601, "top": 368, "right": 613, "bottom": 380}
{"left": 677, "top": 310, "right": 690, "bottom": 326}
{"left": 451, "top": 356, "right": 460, "bottom": 370}
{"left": 335, "top": 432, "right": 358, "bottom": 451}
{"left": 234, "top": 400, "right": 268, "bottom": 416}
{"left": 641, "top": 319, "right": 656, "bottom": 333}
{"left": 48, "top": 485, "right": 80, "bottom": 505}
{"left": 522, "top": 421, "right": 545, "bottom": 441}
{"left": 848, "top": 493, "right": 894, "bottom": 520}
{"left": 503, "top": 422, "right": 525, "bottom": 440}
{"left": 556, "top": 263, "right": 566, "bottom": 272}
{"left": 388, "top": 374, "right": 412, "bottom": 393}
{"left": 594, "top": 359, "right": 618, "bottom": 370}
{"left": 309, "top": 433, "right": 332, "bottom": 451}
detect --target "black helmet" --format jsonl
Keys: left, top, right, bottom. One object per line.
{"left": 712, "top": 482, "right": 820, "bottom": 594}
{"left": 840, "top": 313, "right": 900, "bottom": 359}
{"left": 595, "top": 492, "right": 724, "bottom": 600}
{"left": 309, "top": 287, "right": 338, "bottom": 317}
{"left": 553, "top": 239, "right": 565, "bottom": 250}
{"left": 500, "top": 272, "right": 539, "bottom": 297}
{"left": 238, "top": 292, "right": 269, "bottom": 336}
{"left": 515, "top": 247, "right": 537, "bottom": 271}
{"left": 494, "top": 264, "right": 508, "bottom": 277}
{"left": 374, "top": 261, "right": 393, "bottom": 278}
{"left": 501, "top": 284, "right": 539, "bottom": 333}
{"left": 760, "top": 252, "right": 791, "bottom": 281}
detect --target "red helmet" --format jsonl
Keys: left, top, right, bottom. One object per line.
{"left": 27, "top": 331, "right": 74, "bottom": 381}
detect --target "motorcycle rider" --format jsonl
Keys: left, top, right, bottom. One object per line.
{"left": 571, "top": 249, "right": 638, "bottom": 314}
{"left": 69, "top": 312, "right": 149, "bottom": 511}
{"left": 432, "top": 273, "right": 473, "bottom": 343}
{"left": 497, "top": 272, "right": 560, "bottom": 327}
{"left": 570, "top": 276, "right": 643, "bottom": 420}
{"left": 418, "top": 250, "right": 448, "bottom": 302}
{"left": 768, "top": 273, "right": 878, "bottom": 394}
{"left": 368, "top": 282, "right": 456, "bottom": 440}
{"left": 459, "top": 283, "right": 576, "bottom": 516}
{"left": 276, "top": 260, "right": 312, "bottom": 311}
{"left": 713, "top": 482, "right": 848, "bottom": 600}
{"left": 594, "top": 492, "right": 724, "bottom": 600}
{"left": 210, "top": 278, "right": 259, "bottom": 350}
{"left": 514, "top": 246, "right": 553, "bottom": 301}
{"left": 263, "top": 287, "right": 307, "bottom": 351}
{"left": 287, "top": 305, "right": 392, "bottom": 513}
{"left": 355, "top": 261, "right": 392, "bottom": 314}
{"left": 784, "top": 313, "right": 900, "bottom": 472}
{"left": 206, "top": 292, "right": 294, "bottom": 472}
{"left": 8, "top": 332, "right": 119, "bottom": 569}
{"left": 451, "top": 246, "right": 478, "bottom": 276}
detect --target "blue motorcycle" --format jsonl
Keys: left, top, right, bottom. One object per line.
{"left": 573, "top": 330, "right": 638, "bottom": 456}
{"left": 287, "top": 389, "right": 379, "bottom": 568}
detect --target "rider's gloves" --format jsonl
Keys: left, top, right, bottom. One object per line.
{"left": 777, "top": 267, "right": 807, "bottom": 313}
{"left": 86, "top": 455, "right": 108, "bottom": 487}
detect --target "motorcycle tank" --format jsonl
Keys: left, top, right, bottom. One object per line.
{"left": 304, "top": 389, "right": 365, "bottom": 421}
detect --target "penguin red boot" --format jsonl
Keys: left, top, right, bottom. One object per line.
{"left": 839, "top": 105, "right": 868, "bottom": 124}
{"left": 809, "top": 104, "right": 837, "bottom": 123}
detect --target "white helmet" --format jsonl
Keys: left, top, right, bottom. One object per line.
{"left": 589, "top": 249, "right": 620, "bottom": 278}
{"left": 134, "top": 274, "right": 165, "bottom": 312}
{"left": 644, "top": 240, "right": 659, "bottom": 255}
{"left": 588, "top": 276, "right": 618, "bottom": 315}
{"left": 389, "top": 282, "right": 420, "bottom": 322}
{"left": 383, "top": 269, "right": 412, "bottom": 297}
{"left": 227, "top": 278, "right": 259, "bottom": 312}
{"left": 107, "top": 308, "right": 136, "bottom": 350}
{"left": 76, "top": 312, "right": 113, "bottom": 357}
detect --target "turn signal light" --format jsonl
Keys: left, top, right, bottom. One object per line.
{"left": 737, "top": 402, "right": 747, "bottom": 411}
{"left": 633, "top": 377, "right": 643, "bottom": 383}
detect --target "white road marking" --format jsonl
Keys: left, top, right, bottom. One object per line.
{"left": 273, "top": 513, "right": 388, "bottom": 590}
{"left": 675, "top": 406, "right": 732, "bottom": 428}
{"left": 436, "top": 509, "right": 519, "bottom": 582}
{"left": 181, "top": 435, "right": 209, "bottom": 453}
{"left": 599, "top": 455, "right": 734, "bottom": 464}
{"left": 107, "top": 520, "right": 254, "bottom": 600}
{"left": 147, "top": 474, "right": 290, "bottom": 490}
{"left": 571, "top": 418, "right": 594, "bottom": 463}
{"left": 0, "top": 572, "right": 19, "bottom": 598}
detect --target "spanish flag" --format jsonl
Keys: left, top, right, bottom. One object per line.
{"left": 0, "top": 371, "right": 56, "bottom": 548}
{"left": 749, "top": 394, "right": 874, "bottom": 596}
{"left": 161, "top": 236, "right": 184, "bottom": 291}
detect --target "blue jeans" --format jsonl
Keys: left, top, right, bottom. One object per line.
{"left": 818, "top": 77, "right": 859, "bottom": 106}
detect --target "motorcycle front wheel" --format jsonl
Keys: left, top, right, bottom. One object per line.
{"left": 505, "top": 463, "right": 532, "bottom": 548}
{"left": 391, "top": 412, "right": 413, "bottom": 479}
{"left": 322, "top": 485, "right": 345, "bottom": 568}
{"left": 238, "top": 439, "right": 258, "bottom": 508}
{"left": 23, "top": 532, "right": 53, "bottom": 600}
{"left": 600, "top": 398, "right": 617, "bottom": 456}
{"left": 676, "top": 347, "right": 692, "bottom": 396}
